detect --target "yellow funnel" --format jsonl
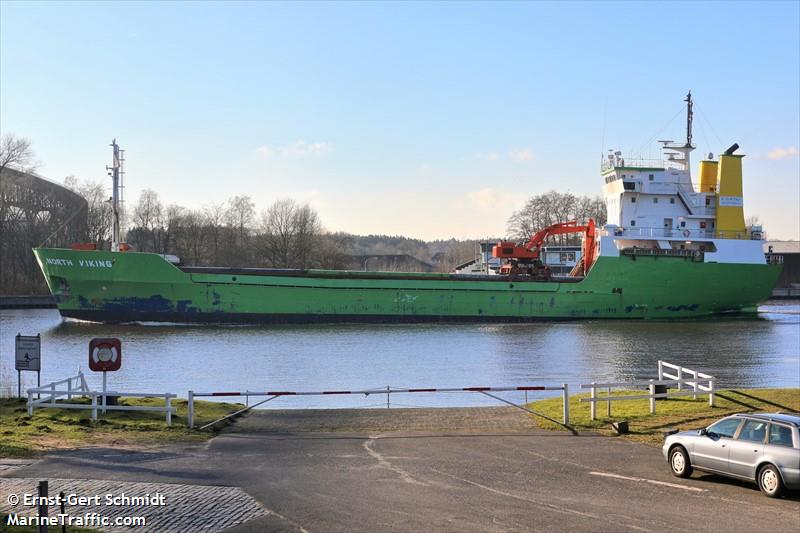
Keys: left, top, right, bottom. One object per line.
{"left": 715, "top": 153, "right": 746, "bottom": 239}
{"left": 698, "top": 160, "right": 718, "bottom": 192}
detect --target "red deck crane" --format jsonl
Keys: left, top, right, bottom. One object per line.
{"left": 492, "top": 219, "right": 597, "bottom": 278}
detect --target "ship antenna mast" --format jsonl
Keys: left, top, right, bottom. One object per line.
{"left": 685, "top": 91, "right": 693, "bottom": 148}
{"left": 107, "top": 139, "right": 121, "bottom": 252}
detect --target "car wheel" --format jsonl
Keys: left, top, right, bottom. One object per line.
{"left": 758, "top": 464, "right": 785, "bottom": 498}
{"left": 669, "top": 446, "right": 693, "bottom": 478}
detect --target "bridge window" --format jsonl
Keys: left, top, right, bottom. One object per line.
{"left": 649, "top": 174, "right": 654, "bottom": 180}
{"left": 630, "top": 220, "right": 636, "bottom": 226}
{"left": 653, "top": 197, "right": 658, "bottom": 203}
{"left": 670, "top": 197, "right": 675, "bottom": 204}
{"left": 631, "top": 197, "right": 636, "bottom": 203}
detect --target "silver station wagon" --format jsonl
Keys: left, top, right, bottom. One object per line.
{"left": 662, "top": 412, "right": 800, "bottom": 497}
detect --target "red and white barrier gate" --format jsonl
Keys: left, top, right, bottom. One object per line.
{"left": 188, "top": 384, "right": 571, "bottom": 431}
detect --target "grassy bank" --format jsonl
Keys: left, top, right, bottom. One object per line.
{"left": 527, "top": 387, "right": 800, "bottom": 446}
{"left": 0, "top": 397, "right": 243, "bottom": 458}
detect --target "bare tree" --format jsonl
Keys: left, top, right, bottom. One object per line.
{"left": 0, "top": 133, "right": 36, "bottom": 174}
{"left": 64, "top": 175, "right": 112, "bottom": 246}
{"left": 259, "top": 199, "right": 322, "bottom": 269}
{"left": 131, "top": 189, "right": 164, "bottom": 251}
{"left": 507, "top": 191, "right": 607, "bottom": 245}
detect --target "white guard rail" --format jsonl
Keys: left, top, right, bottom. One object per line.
{"left": 580, "top": 377, "right": 715, "bottom": 420}
{"left": 27, "top": 372, "right": 177, "bottom": 426}
{"left": 189, "top": 384, "right": 571, "bottom": 430}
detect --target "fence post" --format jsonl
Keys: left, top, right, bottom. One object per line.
{"left": 657, "top": 360, "right": 663, "bottom": 381}
{"left": 708, "top": 379, "right": 715, "bottom": 407}
{"left": 91, "top": 394, "right": 97, "bottom": 420}
{"left": 27, "top": 390, "right": 34, "bottom": 416}
{"left": 649, "top": 380, "right": 656, "bottom": 415}
{"left": 691, "top": 369, "right": 698, "bottom": 400}
{"left": 562, "top": 383, "right": 569, "bottom": 425}
{"left": 590, "top": 382, "right": 596, "bottom": 421}
{"left": 67, "top": 378, "right": 73, "bottom": 400}
{"left": 50, "top": 382, "right": 56, "bottom": 406}
{"left": 166, "top": 395, "right": 172, "bottom": 427}
{"left": 188, "top": 391, "right": 194, "bottom": 428}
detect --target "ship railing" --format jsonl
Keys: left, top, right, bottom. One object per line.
{"left": 27, "top": 372, "right": 176, "bottom": 426}
{"left": 188, "top": 384, "right": 573, "bottom": 431}
{"left": 609, "top": 227, "right": 738, "bottom": 240}
{"left": 580, "top": 361, "right": 715, "bottom": 420}
{"left": 601, "top": 158, "right": 668, "bottom": 171}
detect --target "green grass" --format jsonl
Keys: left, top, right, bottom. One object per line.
{"left": 0, "top": 397, "right": 244, "bottom": 458}
{"left": 527, "top": 387, "right": 800, "bottom": 446}
{"left": 1, "top": 513, "right": 102, "bottom": 532}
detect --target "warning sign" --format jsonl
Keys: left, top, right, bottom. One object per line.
{"left": 15, "top": 335, "right": 41, "bottom": 371}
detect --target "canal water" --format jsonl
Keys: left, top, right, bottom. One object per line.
{"left": 1, "top": 302, "right": 798, "bottom": 408}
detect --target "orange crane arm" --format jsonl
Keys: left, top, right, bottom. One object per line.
{"left": 492, "top": 219, "right": 597, "bottom": 274}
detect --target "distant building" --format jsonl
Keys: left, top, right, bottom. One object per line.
{"left": 764, "top": 241, "right": 800, "bottom": 297}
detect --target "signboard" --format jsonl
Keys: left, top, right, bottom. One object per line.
{"left": 89, "top": 338, "right": 122, "bottom": 372}
{"left": 15, "top": 334, "right": 41, "bottom": 371}
{"left": 718, "top": 196, "right": 743, "bottom": 207}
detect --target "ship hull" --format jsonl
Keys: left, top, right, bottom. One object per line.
{"left": 33, "top": 248, "right": 781, "bottom": 324}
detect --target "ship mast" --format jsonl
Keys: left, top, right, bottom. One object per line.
{"left": 659, "top": 92, "right": 695, "bottom": 172}
{"left": 107, "top": 139, "right": 121, "bottom": 252}
{"left": 684, "top": 91, "right": 693, "bottom": 169}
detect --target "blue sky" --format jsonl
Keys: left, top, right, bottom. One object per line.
{"left": 2, "top": 1, "right": 798, "bottom": 239}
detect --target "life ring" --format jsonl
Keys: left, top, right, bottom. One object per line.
{"left": 682, "top": 230, "right": 690, "bottom": 238}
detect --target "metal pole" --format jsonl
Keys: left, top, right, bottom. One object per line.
{"left": 708, "top": 379, "right": 715, "bottom": 407}
{"left": 188, "top": 391, "right": 195, "bottom": 428}
{"left": 649, "top": 380, "right": 656, "bottom": 415}
{"left": 28, "top": 390, "right": 33, "bottom": 416}
{"left": 102, "top": 371, "right": 107, "bottom": 414}
{"left": 562, "top": 384, "right": 569, "bottom": 425}
{"left": 199, "top": 395, "right": 280, "bottom": 431}
{"left": 691, "top": 370, "right": 698, "bottom": 400}
{"left": 37, "top": 480, "right": 48, "bottom": 533}
{"left": 607, "top": 385, "right": 611, "bottom": 417}
{"left": 478, "top": 391, "right": 576, "bottom": 435}
{"left": 37, "top": 370, "right": 40, "bottom": 400}
{"left": 91, "top": 395, "right": 97, "bottom": 420}
{"left": 590, "top": 382, "right": 596, "bottom": 421}
{"left": 18, "top": 369, "right": 21, "bottom": 399}
{"left": 166, "top": 395, "right": 172, "bottom": 427}
{"left": 386, "top": 385, "right": 390, "bottom": 409}
{"left": 67, "top": 378, "right": 72, "bottom": 400}
{"left": 60, "top": 491, "right": 66, "bottom": 533}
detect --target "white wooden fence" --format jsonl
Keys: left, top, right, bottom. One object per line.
{"left": 580, "top": 361, "right": 716, "bottom": 420}
{"left": 27, "top": 372, "right": 177, "bottom": 426}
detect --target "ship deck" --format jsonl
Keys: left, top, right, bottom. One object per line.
{"left": 179, "top": 266, "right": 584, "bottom": 283}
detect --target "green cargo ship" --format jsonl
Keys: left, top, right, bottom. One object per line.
{"left": 33, "top": 100, "right": 781, "bottom": 323}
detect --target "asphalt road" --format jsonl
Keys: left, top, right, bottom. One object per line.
{"left": 4, "top": 408, "right": 799, "bottom": 532}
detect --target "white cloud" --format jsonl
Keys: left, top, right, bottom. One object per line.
{"left": 255, "top": 139, "right": 333, "bottom": 158}
{"left": 475, "top": 151, "right": 500, "bottom": 161}
{"left": 767, "top": 146, "right": 799, "bottom": 160}
{"left": 467, "top": 187, "right": 519, "bottom": 211}
{"left": 509, "top": 148, "right": 534, "bottom": 161}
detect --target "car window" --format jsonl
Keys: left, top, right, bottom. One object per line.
{"left": 737, "top": 419, "right": 767, "bottom": 443}
{"left": 768, "top": 424, "right": 794, "bottom": 448}
{"left": 707, "top": 418, "right": 742, "bottom": 438}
